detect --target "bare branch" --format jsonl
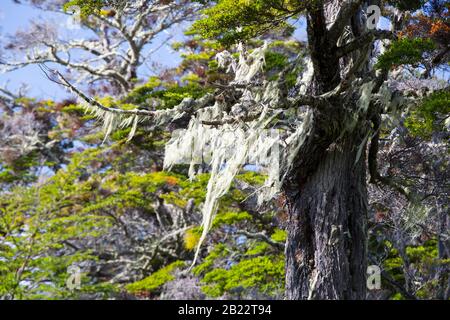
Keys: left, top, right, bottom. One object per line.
{"left": 40, "top": 64, "right": 216, "bottom": 123}
{"left": 336, "top": 30, "right": 396, "bottom": 58}
{"left": 1, "top": 1, "right": 198, "bottom": 94}
{"left": 327, "top": 0, "right": 364, "bottom": 43}
{"left": 236, "top": 230, "right": 285, "bottom": 250}
{"left": 201, "top": 112, "right": 261, "bottom": 126}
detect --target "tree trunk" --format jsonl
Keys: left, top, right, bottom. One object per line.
{"left": 436, "top": 197, "right": 450, "bottom": 299}
{"left": 282, "top": 0, "right": 374, "bottom": 299}
{"left": 285, "top": 132, "right": 368, "bottom": 299}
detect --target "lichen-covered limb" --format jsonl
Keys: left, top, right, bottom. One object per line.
{"left": 336, "top": 30, "right": 396, "bottom": 58}
{"left": 41, "top": 36, "right": 316, "bottom": 135}
{"left": 43, "top": 66, "right": 155, "bottom": 116}
{"left": 0, "top": 86, "right": 24, "bottom": 114}
{"left": 42, "top": 64, "right": 216, "bottom": 120}
{"left": 236, "top": 230, "right": 285, "bottom": 250}
{"left": 201, "top": 112, "right": 261, "bottom": 126}
{"left": 326, "top": 0, "right": 365, "bottom": 43}
{"left": 288, "top": 94, "right": 325, "bottom": 109}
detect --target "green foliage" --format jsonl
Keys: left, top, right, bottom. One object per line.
{"left": 181, "top": 51, "right": 215, "bottom": 63}
{"left": 406, "top": 239, "right": 438, "bottom": 263}
{"left": 2, "top": 0, "right": 447, "bottom": 301}
{"left": 61, "top": 103, "right": 90, "bottom": 118}
{"left": 63, "top": 0, "right": 125, "bottom": 17}
{"left": 198, "top": 255, "right": 284, "bottom": 297}
{"left": 124, "top": 78, "right": 211, "bottom": 108}
{"left": 405, "top": 90, "right": 450, "bottom": 138}
{"left": 191, "top": 204, "right": 284, "bottom": 299}
{"left": 122, "top": 77, "right": 162, "bottom": 105}
{"left": 149, "top": 84, "right": 211, "bottom": 109}
{"left": 382, "top": 238, "right": 447, "bottom": 299}
{"left": 190, "top": 0, "right": 308, "bottom": 45}
{"left": 0, "top": 152, "right": 39, "bottom": 185}
{"left": 245, "top": 242, "right": 270, "bottom": 255}
{"left": 0, "top": 149, "right": 115, "bottom": 299}
{"left": 125, "top": 261, "right": 185, "bottom": 294}
{"left": 391, "top": 292, "right": 405, "bottom": 300}
{"left": 236, "top": 171, "right": 266, "bottom": 186}
{"left": 81, "top": 170, "right": 182, "bottom": 213}
{"left": 270, "top": 228, "right": 287, "bottom": 243}
{"left": 193, "top": 244, "right": 229, "bottom": 276}
{"left": 63, "top": 0, "right": 104, "bottom": 17}
{"left": 161, "top": 173, "right": 210, "bottom": 207}
{"left": 264, "top": 51, "right": 288, "bottom": 72}
{"left": 375, "top": 38, "right": 436, "bottom": 70}
{"left": 211, "top": 211, "right": 252, "bottom": 229}
{"left": 161, "top": 172, "right": 253, "bottom": 209}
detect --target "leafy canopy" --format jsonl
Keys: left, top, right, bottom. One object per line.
{"left": 190, "top": 0, "right": 314, "bottom": 45}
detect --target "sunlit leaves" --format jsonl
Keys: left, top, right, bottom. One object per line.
{"left": 190, "top": 0, "right": 308, "bottom": 45}
{"left": 405, "top": 90, "right": 450, "bottom": 138}
{"left": 125, "top": 261, "right": 185, "bottom": 294}
{"left": 375, "top": 38, "right": 436, "bottom": 70}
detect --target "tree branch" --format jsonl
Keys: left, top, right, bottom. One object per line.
{"left": 327, "top": 0, "right": 364, "bottom": 43}
{"left": 336, "top": 30, "right": 396, "bottom": 58}
{"left": 40, "top": 64, "right": 216, "bottom": 123}
{"left": 368, "top": 113, "right": 413, "bottom": 200}
{"left": 201, "top": 112, "right": 261, "bottom": 126}
{"left": 236, "top": 230, "right": 285, "bottom": 250}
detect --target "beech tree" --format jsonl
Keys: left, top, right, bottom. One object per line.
{"left": 1, "top": 0, "right": 199, "bottom": 94}
{"left": 28, "top": 0, "right": 449, "bottom": 300}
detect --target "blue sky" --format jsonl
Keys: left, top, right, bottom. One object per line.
{"left": 0, "top": 1, "right": 186, "bottom": 100}
{"left": 0, "top": 1, "right": 69, "bottom": 99}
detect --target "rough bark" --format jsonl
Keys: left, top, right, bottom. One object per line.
{"left": 284, "top": 1, "right": 372, "bottom": 299}
{"left": 285, "top": 131, "right": 368, "bottom": 299}
{"left": 436, "top": 197, "right": 450, "bottom": 299}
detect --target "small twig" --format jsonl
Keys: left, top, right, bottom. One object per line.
{"left": 236, "top": 230, "right": 285, "bottom": 250}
